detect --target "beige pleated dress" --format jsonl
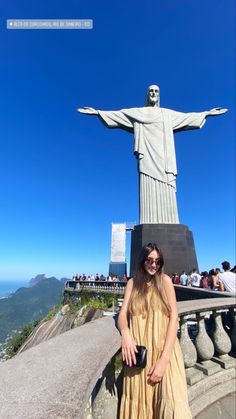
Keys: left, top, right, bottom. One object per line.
{"left": 120, "top": 286, "right": 192, "bottom": 419}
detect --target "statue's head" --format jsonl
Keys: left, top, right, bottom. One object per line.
{"left": 145, "top": 85, "right": 160, "bottom": 107}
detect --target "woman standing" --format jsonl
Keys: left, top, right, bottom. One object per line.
{"left": 209, "top": 268, "right": 220, "bottom": 291}
{"left": 118, "top": 243, "right": 192, "bottom": 419}
{"left": 200, "top": 271, "right": 211, "bottom": 289}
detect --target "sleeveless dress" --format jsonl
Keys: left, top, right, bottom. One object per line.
{"left": 119, "top": 286, "right": 192, "bottom": 419}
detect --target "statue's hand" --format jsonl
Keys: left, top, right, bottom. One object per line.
{"left": 207, "top": 107, "right": 228, "bottom": 116}
{"left": 77, "top": 107, "right": 98, "bottom": 115}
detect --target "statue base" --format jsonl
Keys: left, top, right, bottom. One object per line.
{"left": 130, "top": 224, "right": 199, "bottom": 277}
{"left": 109, "top": 262, "right": 127, "bottom": 279}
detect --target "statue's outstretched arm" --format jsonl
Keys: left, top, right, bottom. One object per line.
{"left": 206, "top": 107, "right": 228, "bottom": 116}
{"left": 169, "top": 106, "right": 228, "bottom": 132}
{"left": 77, "top": 107, "right": 98, "bottom": 115}
{"left": 77, "top": 107, "right": 134, "bottom": 131}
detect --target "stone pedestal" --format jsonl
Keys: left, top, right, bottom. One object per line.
{"left": 109, "top": 262, "right": 127, "bottom": 279}
{"left": 212, "top": 355, "right": 236, "bottom": 369}
{"left": 185, "top": 367, "right": 204, "bottom": 385}
{"left": 130, "top": 224, "right": 198, "bottom": 276}
{"left": 195, "top": 360, "right": 221, "bottom": 376}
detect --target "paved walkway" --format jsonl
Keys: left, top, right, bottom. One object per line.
{"left": 195, "top": 393, "right": 236, "bottom": 419}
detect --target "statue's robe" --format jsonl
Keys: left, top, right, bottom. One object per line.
{"left": 98, "top": 107, "right": 206, "bottom": 224}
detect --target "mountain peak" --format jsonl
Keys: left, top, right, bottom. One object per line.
{"left": 28, "top": 274, "right": 46, "bottom": 287}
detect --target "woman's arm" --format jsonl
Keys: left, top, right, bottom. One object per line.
{"left": 117, "top": 278, "right": 138, "bottom": 366}
{"left": 219, "top": 281, "right": 225, "bottom": 291}
{"left": 148, "top": 274, "right": 179, "bottom": 383}
{"left": 160, "top": 275, "right": 179, "bottom": 360}
{"left": 212, "top": 275, "right": 220, "bottom": 288}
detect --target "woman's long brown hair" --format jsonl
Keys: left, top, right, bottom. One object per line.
{"left": 129, "top": 243, "right": 171, "bottom": 317}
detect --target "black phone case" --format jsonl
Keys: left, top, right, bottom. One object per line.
{"left": 123, "top": 345, "right": 147, "bottom": 368}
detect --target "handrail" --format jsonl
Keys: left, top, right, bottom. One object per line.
{"left": 65, "top": 280, "right": 126, "bottom": 292}
{"left": 65, "top": 281, "right": 235, "bottom": 299}
{"left": 178, "top": 297, "right": 235, "bottom": 316}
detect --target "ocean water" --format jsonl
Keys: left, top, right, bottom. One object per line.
{"left": 0, "top": 281, "right": 29, "bottom": 298}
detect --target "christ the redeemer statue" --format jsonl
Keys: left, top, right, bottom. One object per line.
{"left": 78, "top": 85, "right": 227, "bottom": 224}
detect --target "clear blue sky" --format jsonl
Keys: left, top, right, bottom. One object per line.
{"left": 0, "top": 0, "right": 235, "bottom": 281}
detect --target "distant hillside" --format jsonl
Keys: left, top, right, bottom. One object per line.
{"left": 0, "top": 277, "right": 65, "bottom": 343}
{"left": 28, "top": 274, "right": 68, "bottom": 287}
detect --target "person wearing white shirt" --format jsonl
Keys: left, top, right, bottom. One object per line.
{"left": 219, "top": 261, "right": 236, "bottom": 293}
{"left": 190, "top": 269, "right": 201, "bottom": 287}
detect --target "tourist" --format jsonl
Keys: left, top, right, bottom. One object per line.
{"left": 187, "top": 272, "right": 192, "bottom": 286}
{"left": 209, "top": 268, "right": 220, "bottom": 291}
{"left": 171, "top": 272, "right": 180, "bottom": 284}
{"left": 200, "top": 271, "right": 210, "bottom": 289}
{"left": 113, "top": 275, "right": 119, "bottom": 289}
{"left": 95, "top": 273, "right": 100, "bottom": 281}
{"left": 180, "top": 271, "right": 188, "bottom": 286}
{"left": 190, "top": 269, "right": 201, "bottom": 287}
{"left": 118, "top": 243, "right": 192, "bottom": 418}
{"left": 219, "top": 261, "right": 236, "bottom": 293}
{"left": 122, "top": 274, "right": 127, "bottom": 282}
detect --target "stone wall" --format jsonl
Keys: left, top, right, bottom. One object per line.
{"left": 0, "top": 316, "right": 120, "bottom": 419}
{"left": 174, "top": 285, "right": 234, "bottom": 301}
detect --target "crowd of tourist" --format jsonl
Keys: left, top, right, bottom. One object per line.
{"left": 72, "top": 260, "right": 235, "bottom": 293}
{"left": 72, "top": 273, "right": 128, "bottom": 283}
{"left": 171, "top": 260, "right": 236, "bottom": 293}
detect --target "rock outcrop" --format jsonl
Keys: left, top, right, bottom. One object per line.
{"left": 17, "top": 305, "right": 104, "bottom": 354}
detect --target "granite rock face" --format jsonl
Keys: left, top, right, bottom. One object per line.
{"left": 17, "top": 305, "right": 104, "bottom": 354}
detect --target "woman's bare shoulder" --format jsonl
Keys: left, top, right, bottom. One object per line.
{"left": 162, "top": 273, "right": 172, "bottom": 282}
{"left": 126, "top": 277, "right": 134, "bottom": 289}
{"left": 120, "top": 278, "right": 134, "bottom": 312}
{"left": 162, "top": 274, "right": 174, "bottom": 290}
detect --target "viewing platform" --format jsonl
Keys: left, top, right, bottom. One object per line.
{"left": 0, "top": 292, "right": 235, "bottom": 418}
{"left": 64, "top": 280, "right": 234, "bottom": 300}
{"left": 64, "top": 280, "right": 127, "bottom": 294}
